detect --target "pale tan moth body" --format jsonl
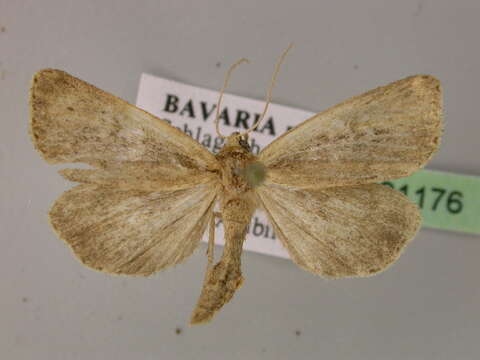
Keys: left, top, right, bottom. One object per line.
{"left": 29, "top": 45, "right": 442, "bottom": 324}
{"left": 191, "top": 134, "right": 258, "bottom": 324}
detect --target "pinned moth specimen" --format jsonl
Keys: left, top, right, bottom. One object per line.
{"left": 29, "top": 47, "right": 442, "bottom": 324}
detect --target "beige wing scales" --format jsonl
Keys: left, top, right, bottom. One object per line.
{"left": 30, "top": 69, "right": 220, "bottom": 275}
{"left": 257, "top": 184, "right": 420, "bottom": 278}
{"left": 50, "top": 183, "right": 217, "bottom": 275}
{"left": 258, "top": 75, "right": 442, "bottom": 189}
{"left": 256, "top": 75, "right": 443, "bottom": 278}
{"left": 30, "top": 69, "right": 219, "bottom": 190}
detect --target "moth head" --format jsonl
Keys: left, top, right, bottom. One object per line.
{"left": 225, "top": 132, "right": 251, "bottom": 152}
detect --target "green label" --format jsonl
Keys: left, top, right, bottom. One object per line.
{"left": 382, "top": 170, "right": 480, "bottom": 235}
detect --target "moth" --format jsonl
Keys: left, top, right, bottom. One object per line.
{"left": 29, "top": 48, "right": 442, "bottom": 325}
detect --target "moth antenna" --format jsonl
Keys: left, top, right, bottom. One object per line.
{"left": 215, "top": 58, "right": 250, "bottom": 139}
{"left": 242, "top": 43, "right": 293, "bottom": 137}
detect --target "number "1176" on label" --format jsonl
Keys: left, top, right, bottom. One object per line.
{"left": 382, "top": 182, "right": 463, "bottom": 215}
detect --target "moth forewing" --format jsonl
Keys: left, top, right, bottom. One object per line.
{"left": 29, "top": 69, "right": 219, "bottom": 172}
{"left": 258, "top": 75, "right": 442, "bottom": 190}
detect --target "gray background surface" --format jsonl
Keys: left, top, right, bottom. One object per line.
{"left": 1, "top": 1, "right": 480, "bottom": 359}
